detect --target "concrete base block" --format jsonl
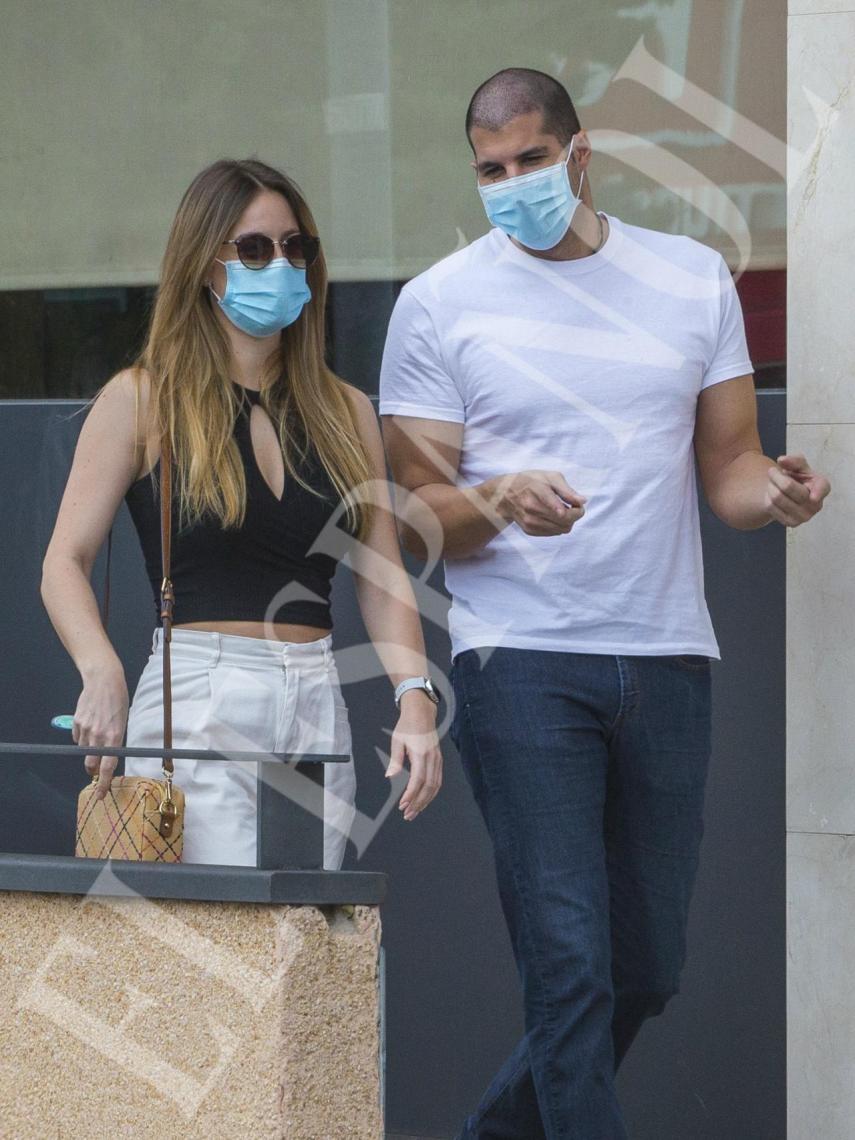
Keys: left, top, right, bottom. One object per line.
{"left": 0, "top": 891, "right": 383, "bottom": 1138}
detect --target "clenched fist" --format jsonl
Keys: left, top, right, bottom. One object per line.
{"left": 493, "top": 469, "right": 587, "bottom": 537}
{"left": 765, "top": 453, "right": 830, "bottom": 527}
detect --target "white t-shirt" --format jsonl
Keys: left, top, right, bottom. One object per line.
{"left": 378, "top": 215, "right": 753, "bottom": 662}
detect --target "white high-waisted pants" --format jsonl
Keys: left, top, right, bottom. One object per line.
{"left": 123, "top": 626, "right": 356, "bottom": 870}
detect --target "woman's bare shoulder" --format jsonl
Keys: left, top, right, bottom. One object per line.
{"left": 43, "top": 367, "right": 158, "bottom": 570}
{"left": 104, "top": 365, "right": 152, "bottom": 408}
{"left": 339, "top": 380, "right": 378, "bottom": 426}
{"left": 95, "top": 367, "right": 158, "bottom": 478}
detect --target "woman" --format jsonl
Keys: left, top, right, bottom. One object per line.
{"left": 40, "top": 158, "right": 442, "bottom": 870}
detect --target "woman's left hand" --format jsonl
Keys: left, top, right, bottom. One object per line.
{"left": 386, "top": 691, "right": 443, "bottom": 821}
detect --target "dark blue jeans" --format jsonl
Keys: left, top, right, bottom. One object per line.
{"left": 449, "top": 647, "right": 713, "bottom": 1140}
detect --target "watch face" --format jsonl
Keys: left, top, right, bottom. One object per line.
{"left": 396, "top": 677, "right": 440, "bottom": 706}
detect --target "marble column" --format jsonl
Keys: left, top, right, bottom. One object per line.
{"left": 787, "top": 3, "right": 855, "bottom": 1136}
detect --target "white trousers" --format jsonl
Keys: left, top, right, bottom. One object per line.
{"left": 124, "top": 626, "right": 356, "bottom": 870}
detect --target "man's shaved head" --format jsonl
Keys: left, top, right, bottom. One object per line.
{"left": 465, "top": 68, "right": 581, "bottom": 148}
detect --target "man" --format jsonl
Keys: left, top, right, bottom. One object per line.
{"left": 378, "top": 67, "right": 830, "bottom": 1139}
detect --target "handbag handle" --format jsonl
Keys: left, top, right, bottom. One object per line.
{"left": 100, "top": 431, "right": 175, "bottom": 782}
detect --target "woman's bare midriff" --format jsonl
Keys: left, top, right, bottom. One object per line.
{"left": 173, "top": 620, "right": 332, "bottom": 643}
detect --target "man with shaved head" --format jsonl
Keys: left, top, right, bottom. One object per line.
{"left": 380, "top": 67, "right": 829, "bottom": 1138}
{"left": 466, "top": 66, "right": 581, "bottom": 142}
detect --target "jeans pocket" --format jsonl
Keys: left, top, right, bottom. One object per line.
{"left": 448, "top": 680, "right": 465, "bottom": 751}
{"left": 448, "top": 706, "right": 460, "bottom": 750}
{"left": 673, "top": 654, "right": 711, "bottom": 671}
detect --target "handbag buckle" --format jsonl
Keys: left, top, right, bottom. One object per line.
{"left": 157, "top": 797, "right": 177, "bottom": 838}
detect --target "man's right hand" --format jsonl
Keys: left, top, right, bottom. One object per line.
{"left": 490, "top": 469, "right": 587, "bottom": 536}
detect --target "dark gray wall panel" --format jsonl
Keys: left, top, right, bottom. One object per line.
{"left": 0, "top": 392, "right": 784, "bottom": 1139}
{"left": 339, "top": 391, "right": 786, "bottom": 1140}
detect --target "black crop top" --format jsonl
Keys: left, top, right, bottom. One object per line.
{"left": 124, "top": 381, "right": 357, "bottom": 627}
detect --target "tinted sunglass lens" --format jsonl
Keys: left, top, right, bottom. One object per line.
{"left": 284, "top": 234, "right": 319, "bottom": 269}
{"left": 236, "top": 233, "right": 274, "bottom": 269}
{"left": 302, "top": 235, "right": 320, "bottom": 267}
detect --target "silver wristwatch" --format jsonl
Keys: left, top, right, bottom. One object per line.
{"left": 394, "top": 675, "right": 440, "bottom": 708}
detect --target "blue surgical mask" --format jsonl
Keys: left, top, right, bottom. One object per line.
{"left": 209, "top": 257, "right": 311, "bottom": 337}
{"left": 477, "top": 139, "right": 584, "bottom": 251}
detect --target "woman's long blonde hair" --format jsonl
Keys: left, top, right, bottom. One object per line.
{"left": 129, "top": 158, "right": 373, "bottom": 541}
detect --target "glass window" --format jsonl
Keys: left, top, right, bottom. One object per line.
{"left": 0, "top": 0, "right": 785, "bottom": 397}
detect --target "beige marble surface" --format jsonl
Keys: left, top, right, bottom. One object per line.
{"left": 787, "top": 10, "right": 855, "bottom": 424}
{"left": 789, "top": 0, "right": 855, "bottom": 14}
{"left": 786, "top": 423, "right": 855, "bottom": 833}
{"left": 788, "top": 7, "right": 855, "bottom": 1138}
{"left": 787, "top": 831, "right": 855, "bottom": 1138}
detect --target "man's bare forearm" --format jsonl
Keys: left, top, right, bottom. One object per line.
{"left": 398, "top": 477, "right": 512, "bottom": 560}
{"left": 706, "top": 450, "right": 777, "bottom": 530}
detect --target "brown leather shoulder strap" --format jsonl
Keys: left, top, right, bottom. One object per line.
{"left": 159, "top": 431, "right": 175, "bottom": 771}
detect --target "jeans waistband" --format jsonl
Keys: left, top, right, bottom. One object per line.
{"left": 150, "top": 625, "right": 335, "bottom": 669}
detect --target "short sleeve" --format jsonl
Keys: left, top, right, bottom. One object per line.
{"left": 701, "top": 254, "right": 754, "bottom": 390}
{"left": 378, "top": 286, "right": 466, "bottom": 422}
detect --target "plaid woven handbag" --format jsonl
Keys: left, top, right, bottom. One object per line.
{"left": 75, "top": 430, "right": 185, "bottom": 862}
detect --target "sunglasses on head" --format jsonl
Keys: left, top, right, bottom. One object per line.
{"left": 221, "top": 230, "right": 320, "bottom": 270}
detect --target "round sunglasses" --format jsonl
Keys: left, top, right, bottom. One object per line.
{"left": 221, "top": 230, "right": 320, "bottom": 271}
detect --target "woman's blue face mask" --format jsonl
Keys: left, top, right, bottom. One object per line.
{"left": 209, "top": 257, "right": 311, "bottom": 338}
{"left": 477, "top": 138, "right": 584, "bottom": 251}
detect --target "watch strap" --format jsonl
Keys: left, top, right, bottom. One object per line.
{"left": 394, "top": 676, "right": 438, "bottom": 706}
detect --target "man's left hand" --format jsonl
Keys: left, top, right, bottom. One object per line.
{"left": 765, "top": 453, "right": 831, "bottom": 527}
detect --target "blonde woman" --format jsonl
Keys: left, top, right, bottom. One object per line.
{"left": 40, "top": 158, "right": 442, "bottom": 869}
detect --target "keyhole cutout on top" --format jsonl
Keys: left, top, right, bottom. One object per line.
{"left": 248, "top": 403, "right": 286, "bottom": 502}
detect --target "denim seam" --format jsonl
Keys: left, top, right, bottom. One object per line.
{"left": 459, "top": 694, "right": 565, "bottom": 1136}
{"left": 459, "top": 702, "right": 535, "bottom": 1126}
{"left": 606, "top": 655, "right": 628, "bottom": 742}
{"left": 607, "top": 656, "right": 643, "bottom": 746}
{"left": 462, "top": 711, "right": 535, "bottom": 1121}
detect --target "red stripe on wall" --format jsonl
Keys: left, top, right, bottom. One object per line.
{"left": 735, "top": 269, "right": 786, "bottom": 367}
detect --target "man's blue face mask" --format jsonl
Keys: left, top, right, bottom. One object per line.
{"left": 209, "top": 257, "right": 311, "bottom": 338}
{"left": 477, "top": 138, "right": 584, "bottom": 251}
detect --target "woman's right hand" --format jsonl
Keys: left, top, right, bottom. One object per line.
{"left": 74, "top": 662, "right": 129, "bottom": 801}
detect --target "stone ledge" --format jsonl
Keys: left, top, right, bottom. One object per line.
{"left": 0, "top": 853, "right": 387, "bottom": 905}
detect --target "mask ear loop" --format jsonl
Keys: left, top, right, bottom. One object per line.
{"left": 564, "top": 137, "right": 585, "bottom": 200}
{"left": 208, "top": 257, "right": 229, "bottom": 303}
